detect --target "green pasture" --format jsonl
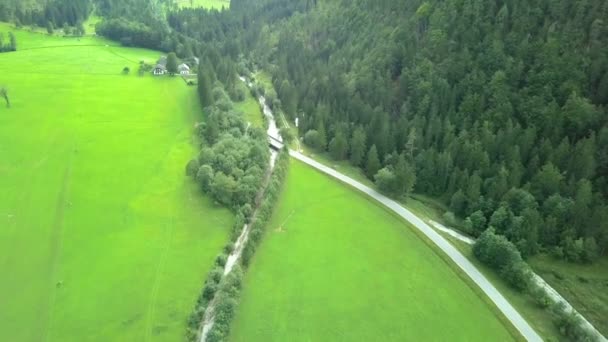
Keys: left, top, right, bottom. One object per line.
{"left": 229, "top": 160, "right": 517, "bottom": 341}
{"left": 234, "top": 80, "right": 264, "bottom": 128}
{"left": 0, "top": 26, "right": 232, "bottom": 341}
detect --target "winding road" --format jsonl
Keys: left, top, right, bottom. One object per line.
{"left": 282, "top": 146, "right": 542, "bottom": 341}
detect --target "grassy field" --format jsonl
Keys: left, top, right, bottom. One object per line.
{"left": 228, "top": 160, "right": 517, "bottom": 341}
{"left": 234, "top": 80, "right": 264, "bottom": 128}
{"left": 0, "top": 24, "right": 233, "bottom": 341}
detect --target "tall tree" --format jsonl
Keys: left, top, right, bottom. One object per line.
{"left": 365, "top": 145, "right": 380, "bottom": 178}
{"left": 329, "top": 133, "right": 348, "bottom": 160}
{"left": 166, "top": 52, "right": 178, "bottom": 75}
{"left": 350, "top": 127, "right": 367, "bottom": 166}
{"left": 395, "top": 153, "right": 416, "bottom": 196}
{"left": 198, "top": 64, "right": 213, "bottom": 107}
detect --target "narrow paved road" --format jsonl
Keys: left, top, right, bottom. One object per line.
{"left": 428, "top": 222, "right": 607, "bottom": 342}
{"left": 281, "top": 144, "right": 542, "bottom": 341}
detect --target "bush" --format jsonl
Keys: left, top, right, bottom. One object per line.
{"left": 186, "top": 159, "right": 199, "bottom": 176}
{"left": 304, "top": 130, "right": 325, "bottom": 150}
{"left": 551, "top": 302, "right": 598, "bottom": 341}
{"left": 473, "top": 229, "right": 523, "bottom": 270}
{"left": 473, "top": 229, "right": 534, "bottom": 291}
{"left": 240, "top": 203, "right": 253, "bottom": 222}
{"left": 232, "top": 86, "right": 246, "bottom": 102}
{"left": 215, "top": 253, "right": 227, "bottom": 267}
{"left": 279, "top": 127, "right": 294, "bottom": 143}
{"left": 443, "top": 211, "right": 458, "bottom": 227}
{"left": 499, "top": 260, "right": 532, "bottom": 292}
{"left": 223, "top": 243, "right": 235, "bottom": 254}
{"left": 374, "top": 167, "right": 397, "bottom": 195}
{"left": 529, "top": 283, "right": 552, "bottom": 308}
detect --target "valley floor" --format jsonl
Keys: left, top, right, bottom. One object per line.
{"left": 0, "top": 24, "right": 232, "bottom": 341}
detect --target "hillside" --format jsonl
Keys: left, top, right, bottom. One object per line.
{"left": 249, "top": 0, "right": 608, "bottom": 259}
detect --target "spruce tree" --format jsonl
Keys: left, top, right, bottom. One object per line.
{"left": 366, "top": 145, "right": 380, "bottom": 179}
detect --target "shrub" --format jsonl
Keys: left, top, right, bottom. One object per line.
{"left": 232, "top": 87, "right": 246, "bottom": 102}
{"left": 186, "top": 159, "right": 199, "bottom": 176}
{"left": 473, "top": 229, "right": 523, "bottom": 270}
{"left": 551, "top": 302, "right": 598, "bottom": 341}
{"left": 473, "top": 229, "right": 534, "bottom": 291}
{"left": 529, "top": 283, "right": 552, "bottom": 308}
{"left": 499, "top": 260, "right": 532, "bottom": 292}
{"left": 374, "top": 167, "right": 397, "bottom": 195}
{"left": 304, "top": 130, "right": 324, "bottom": 150}
{"left": 215, "top": 253, "right": 227, "bottom": 267}
{"left": 223, "top": 243, "right": 235, "bottom": 254}
{"left": 279, "top": 127, "right": 294, "bottom": 143}
{"left": 240, "top": 203, "right": 253, "bottom": 221}
{"left": 443, "top": 211, "right": 458, "bottom": 227}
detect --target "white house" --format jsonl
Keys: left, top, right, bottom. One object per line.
{"left": 178, "top": 63, "right": 190, "bottom": 75}
{"left": 153, "top": 56, "right": 167, "bottom": 76}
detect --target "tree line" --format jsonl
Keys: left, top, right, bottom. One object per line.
{"left": 0, "top": 0, "right": 91, "bottom": 29}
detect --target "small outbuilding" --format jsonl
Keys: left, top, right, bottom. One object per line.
{"left": 178, "top": 63, "right": 191, "bottom": 75}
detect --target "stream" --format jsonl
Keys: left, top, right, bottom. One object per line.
{"left": 198, "top": 76, "right": 281, "bottom": 342}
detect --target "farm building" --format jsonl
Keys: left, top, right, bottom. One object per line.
{"left": 178, "top": 63, "right": 190, "bottom": 75}
{"left": 153, "top": 56, "right": 167, "bottom": 75}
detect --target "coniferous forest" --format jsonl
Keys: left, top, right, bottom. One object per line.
{"left": 91, "top": 0, "right": 608, "bottom": 262}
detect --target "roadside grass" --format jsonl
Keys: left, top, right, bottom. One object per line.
{"left": 0, "top": 27, "right": 232, "bottom": 341}
{"left": 528, "top": 255, "right": 608, "bottom": 336}
{"left": 228, "top": 160, "right": 516, "bottom": 342}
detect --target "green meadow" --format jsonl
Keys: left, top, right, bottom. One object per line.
{"left": 229, "top": 160, "right": 517, "bottom": 341}
{"left": 0, "top": 25, "right": 232, "bottom": 341}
